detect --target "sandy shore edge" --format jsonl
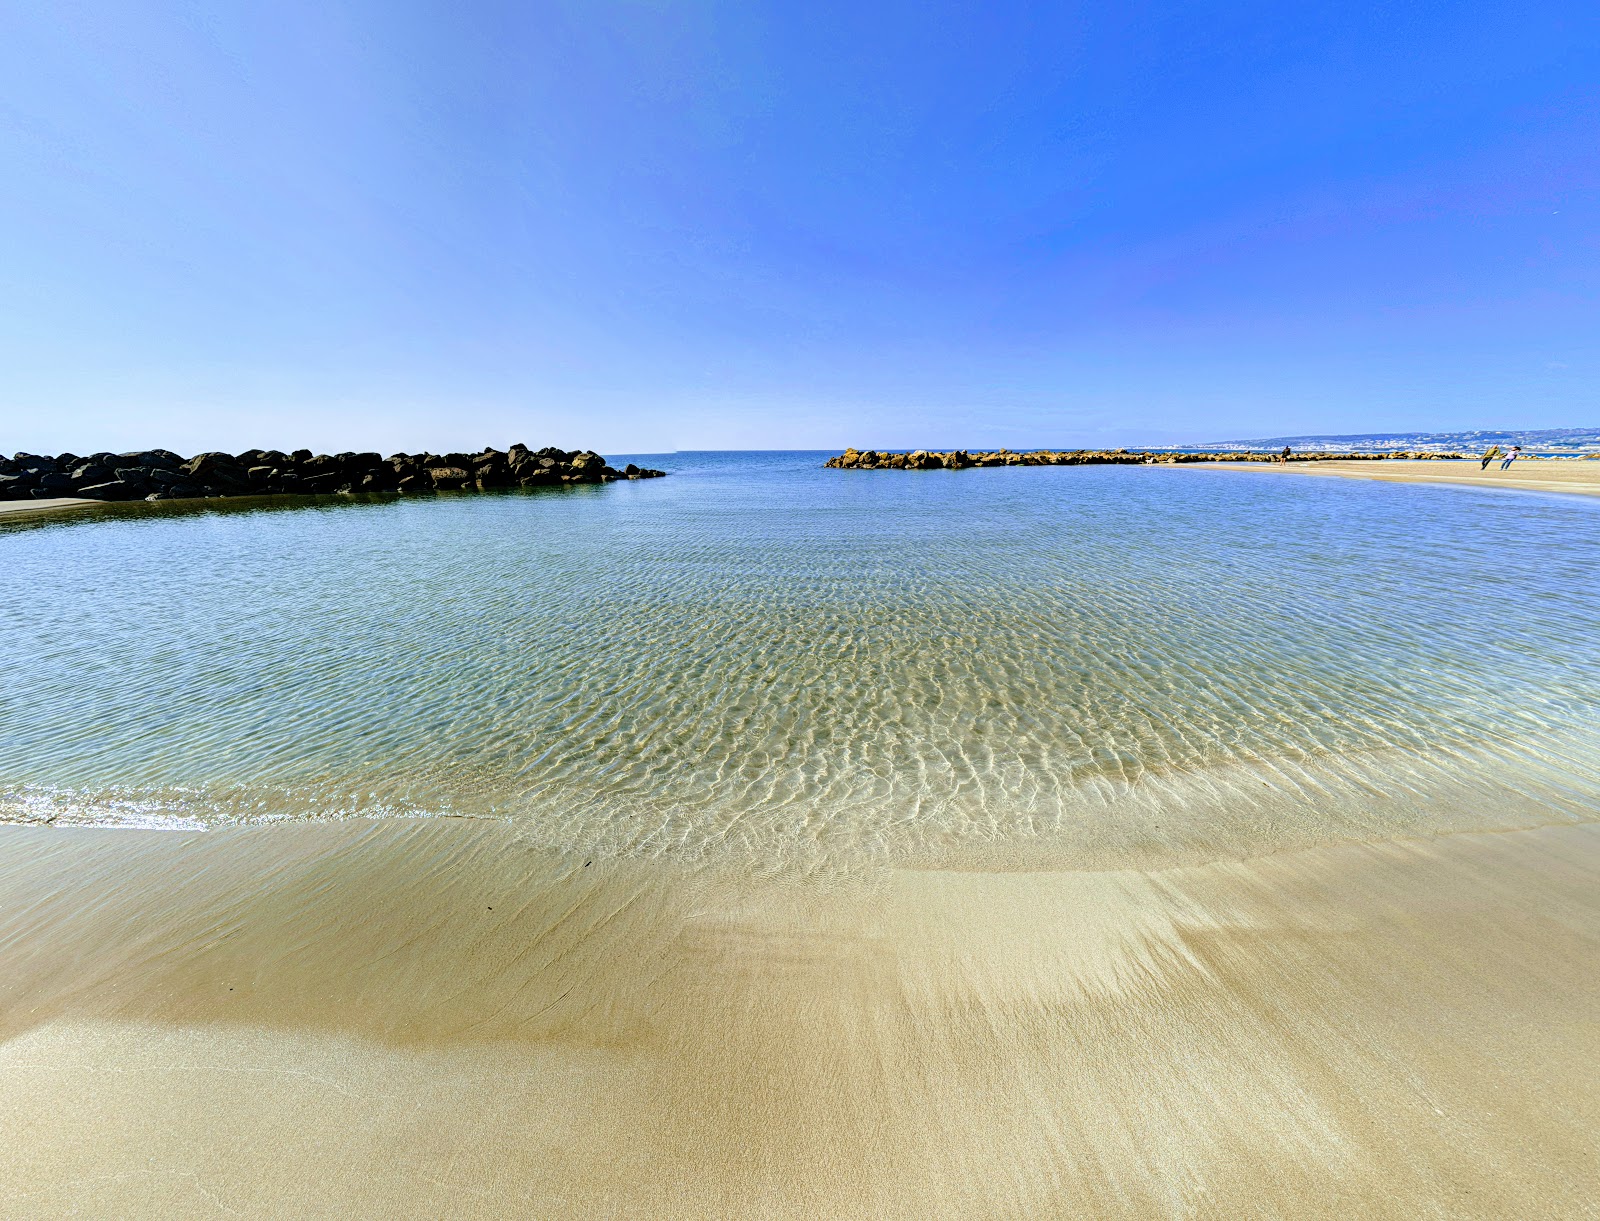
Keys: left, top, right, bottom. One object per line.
{"left": 0, "top": 497, "right": 95, "bottom": 519}
{"left": 2, "top": 816, "right": 1596, "bottom": 1217}
{"left": 1200, "top": 458, "right": 1600, "bottom": 498}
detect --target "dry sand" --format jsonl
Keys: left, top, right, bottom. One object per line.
{"left": 0, "top": 497, "right": 94, "bottom": 518}
{"left": 1203, "top": 457, "right": 1600, "bottom": 498}
{"left": 2, "top": 816, "right": 1597, "bottom": 1218}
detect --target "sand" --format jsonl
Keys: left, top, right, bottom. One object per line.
{"left": 2, "top": 816, "right": 1597, "bottom": 1217}
{"left": 1203, "top": 458, "right": 1600, "bottom": 498}
{"left": 0, "top": 497, "right": 95, "bottom": 518}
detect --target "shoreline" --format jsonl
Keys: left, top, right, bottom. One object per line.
{"left": 1202, "top": 457, "right": 1600, "bottom": 498}
{"left": 3, "top": 816, "right": 1597, "bottom": 1216}
{"left": 0, "top": 496, "right": 94, "bottom": 519}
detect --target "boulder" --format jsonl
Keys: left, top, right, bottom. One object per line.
{"left": 113, "top": 468, "right": 157, "bottom": 491}
{"left": 0, "top": 446, "right": 660, "bottom": 501}
{"left": 428, "top": 466, "right": 472, "bottom": 489}
{"left": 77, "top": 481, "right": 142, "bottom": 500}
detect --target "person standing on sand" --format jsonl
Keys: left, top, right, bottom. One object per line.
{"left": 1500, "top": 445, "right": 1521, "bottom": 471}
{"left": 1280, "top": 445, "right": 1291, "bottom": 465}
{"left": 1480, "top": 444, "right": 1501, "bottom": 469}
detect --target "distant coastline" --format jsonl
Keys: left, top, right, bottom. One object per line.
{"left": 1191, "top": 426, "right": 1600, "bottom": 455}
{"left": 822, "top": 447, "right": 1600, "bottom": 498}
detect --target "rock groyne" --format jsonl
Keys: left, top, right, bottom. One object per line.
{"left": 0, "top": 446, "right": 664, "bottom": 503}
{"left": 826, "top": 448, "right": 1471, "bottom": 470}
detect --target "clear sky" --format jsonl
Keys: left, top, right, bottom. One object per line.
{"left": 3, "top": 2, "right": 1597, "bottom": 455}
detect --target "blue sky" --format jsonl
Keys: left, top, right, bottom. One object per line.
{"left": 2, "top": 1, "right": 1596, "bottom": 454}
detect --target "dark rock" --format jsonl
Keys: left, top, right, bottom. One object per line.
{"left": 77, "top": 481, "right": 142, "bottom": 500}
{"left": 428, "top": 466, "right": 472, "bottom": 489}
{"left": 113, "top": 468, "right": 157, "bottom": 491}
{"left": 0, "top": 445, "right": 661, "bottom": 502}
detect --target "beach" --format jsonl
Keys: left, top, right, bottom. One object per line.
{"left": 2, "top": 815, "right": 1597, "bottom": 1217}
{"left": 11, "top": 0, "right": 1599, "bottom": 1212}
{"left": 3, "top": 452, "right": 1598, "bottom": 1216}
{"left": 1205, "top": 457, "right": 1600, "bottom": 498}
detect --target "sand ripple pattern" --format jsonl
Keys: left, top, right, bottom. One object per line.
{"left": 2, "top": 452, "right": 1598, "bottom": 869}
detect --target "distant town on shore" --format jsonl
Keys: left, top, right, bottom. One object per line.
{"left": 1192, "top": 427, "right": 1600, "bottom": 454}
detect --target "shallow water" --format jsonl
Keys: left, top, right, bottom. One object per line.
{"left": 2, "top": 452, "right": 1597, "bottom": 869}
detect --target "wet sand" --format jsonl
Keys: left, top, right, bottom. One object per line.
{"left": 1206, "top": 458, "right": 1600, "bottom": 498}
{"left": 3, "top": 817, "right": 1597, "bottom": 1217}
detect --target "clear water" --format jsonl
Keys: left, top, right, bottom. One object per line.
{"left": 3, "top": 452, "right": 1597, "bottom": 870}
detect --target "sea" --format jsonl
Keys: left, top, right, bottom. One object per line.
{"left": 3, "top": 450, "right": 1597, "bottom": 872}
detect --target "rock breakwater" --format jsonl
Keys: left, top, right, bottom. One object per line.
{"left": 0, "top": 446, "right": 664, "bottom": 503}
{"left": 826, "top": 447, "right": 1470, "bottom": 470}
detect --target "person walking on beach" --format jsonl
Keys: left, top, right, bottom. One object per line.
{"left": 1500, "top": 445, "right": 1521, "bottom": 471}
{"left": 1480, "top": 444, "right": 1501, "bottom": 469}
{"left": 1279, "top": 445, "right": 1291, "bottom": 465}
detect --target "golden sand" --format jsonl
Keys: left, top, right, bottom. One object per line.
{"left": 1205, "top": 457, "right": 1600, "bottom": 498}
{"left": 2, "top": 817, "right": 1597, "bottom": 1217}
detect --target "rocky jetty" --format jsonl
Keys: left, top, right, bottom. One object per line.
{"left": 0, "top": 446, "right": 665, "bottom": 503}
{"left": 825, "top": 448, "right": 1470, "bottom": 470}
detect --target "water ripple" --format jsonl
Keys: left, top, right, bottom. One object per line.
{"left": 2, "top": 453, "right": 1597, "bottom": 870}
